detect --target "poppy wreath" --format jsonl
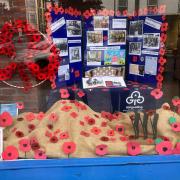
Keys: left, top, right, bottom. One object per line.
{"left": 0, "top": 20, "right": 60, "bottom": 91}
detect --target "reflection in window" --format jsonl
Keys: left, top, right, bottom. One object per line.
{"left": 118, "top": 0, "right": 128, "bottom": 11}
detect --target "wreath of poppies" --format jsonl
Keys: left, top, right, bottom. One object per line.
{"left": 0, "top": 20, "right": 60, "bottom": 92}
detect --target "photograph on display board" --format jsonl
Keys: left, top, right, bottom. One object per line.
{"left": 129, "top": 20, "right": 143, "bottom": 37}
{"left": 145, "top": 56, "right": 158, "bottom": 75}
{"left": 129, "top": 42, "right": 142, "bottom": 56}
{"left": 58, "top": 64, "right": 70, "bottom": 82}
{"left": 112, "top": 18, "right": 127, "bottom": 29}
{"left": 66, "top": 20, "right": 82, "bottom": 37}
{"left": 53, "top": 38, "right": 68, "bottom": 57}
{"left": 108, "top": 30, "right": 126, "bottom": 45}
{"left": 143, "top": 33, "right": 160, "bottom": 49}
{"left": 129, "top": 63, "right": 145, "bottom": 76}
{"left": 94, "top": 16, "right": 109, "bottom": 30}
{"left": 87, "top": 31, "right": 103, "bottom": 46}
{"left": 104, "top": 49, "right": 126, "bottom": 65}
{"left": 87, "top": 50, "right": 102, "bottom": 66}
{"left": 69, "top": 46, "right": 82, "bottom": 63}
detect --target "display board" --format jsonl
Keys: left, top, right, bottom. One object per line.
{"left": 126, "top": 16, "right": 164, "bottom": 85}
{"left": 83, "top": 16, "right": 128, "bottom": 78}
{"left": 50, "top": 11, "right": 83, "bottom": 86}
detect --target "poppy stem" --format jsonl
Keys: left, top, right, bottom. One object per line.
{"left": 68, "top": 154, "right": 70, "bottom": 158}
{"left": 25, "top": 152, "right": 26, "bottom": 159}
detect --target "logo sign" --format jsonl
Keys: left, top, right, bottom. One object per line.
{"left": 126, "top": 91, "right": 144, "bottom": 106}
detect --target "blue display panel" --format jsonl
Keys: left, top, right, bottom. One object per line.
{"left": 50, "top": 11, "right": 83, "bottom": 86}
{"left": 126, "top": 16, "right": 163, "bottom": 85}
{"left": 83, "top": 16, "right": 128, "bottom": 77}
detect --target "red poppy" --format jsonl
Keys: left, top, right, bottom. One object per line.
{"left": 63, "top": 84, "right": 71, "bottom": 93}
{"left": 25, "top": 112, "right": 36, "bottom": 121}
{"left": 100, "top": 136, "right": 109, "bottom": 142}
{"left": 127, "top": 141, "right": 141, "bottom": 156}
{"left": 34, "top": 150, "right": 47, "bottom": 159}
{"left": 91, "top": 127, "right": 101, "bottom": 135}
{"left": 173, "top": 142, "right": 180, "bottom": 154}
{"left": 15, "top": 131, "right": 24, "bottom": 138}
{"left": 31, "top": 142, "right": 40, "bottom": 151}
{"left": 88, "top": 118, "right": 95, "bottom": 125}
{"left": 61, "top": 105, "right": 72, "bottom": 112}
{"left": 160, "top": 33, "right": 167, "bottom": 43}
{"left": 83, "top": 10, "right": 91, "bottom": 19}
{"left": 37, "top": 112, "right": 45, "bottom": 121}
{"left": 2, "top": 146, "right": 19, "bottom": 160}
{"left": 171, "top": 122, "right": 180, "bottom": 132}
{"left": 79, "top": 121, "right": 85, "bottom": 126}
{"left": 16, "top": 102, "right": 24, "bottom": 110}
{"left": 146, "top": 138, "right": 154, "bottom": 144}
{"left": 0, "top": 112, "right": 13, "bottom": 127}
{"left": 107, "top": 129, "right": 115, "bottom": 137}
{"left": 80, "top": 131, "right": 90, "bottom": 137}
{"left": 95, "top": 144, "right": 108, "bottom": 156}
{"left": 59, "top": 132, "right": 69, "bottom": 140}
{"left": 19, "top": 139, "right": 31, "bottom": 152}
{"left": 156, "top": 74, "right": 164, "bottom": 82}
{"left": 159, "top": 48, "right": 166, "bottom": 56}
{"left": 50, "top": 136, "right": 58, "bottom": 143}
{"left": 77, "top": 91, "right": 85, "bottom": 98}
{"left": 158, "top": 57, "right": 167, "bottom": 66}
{"left": 158, "top": 66, "right": 165, "bottom": 73}
{"left": 71, "top": 85, "right": 78, "bottom": 91}
{"left": 62, "top": 142, "right": 76, "bottom": 155}
{"left": 132, "top": 56, "right": 138, "bottom": 63}
{"left": 70, "top": 112, "right": 78, "bottom": 119}
{"left": 151, "top": 88, "right": 163, "bottom": 99}
{"left": 172, "top": 97, "right": 180, "bottom": 107}
{"left": 116, "top": 125, "right": 125, "bottom": 135}
{"left": 156, "top": 141, "right": 173, "bottom": 155}
{"left": 28, "top": 124, "right": 36, "bottom": 131}
{"left": 74, "top": 70, "right": 80, "bottom": 78}
{"left": 120, "top": 136, "right": 128, "bottom": 142}
{"left": 101, "top": 121, "right": 107, "bottom": 127}
{"left": 49, "top": 113, "right": 58, "bottom": 122}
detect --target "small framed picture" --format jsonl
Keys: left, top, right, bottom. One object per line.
{"left": 66, "top": 20, "right": 82, "bottom": 37}
{"left": 129, "top": 20, "right": 143, "bottom": 37}
{"left": 94, "top": 16, "right": 109, "bottom": 30}
{"left": 143, "top": 33, "right": 160, "bottom": 49}
{"left": 108, "top": 30, "right": 126, "bottom": 45}
{"left": 69, "top": 46, "right": 82, "bottom": 63}
{"left": 87, "top": 31, "right": 103, "bottom": 47}
{"left": 129, "top": 42, "right": 142, "bottom": 56}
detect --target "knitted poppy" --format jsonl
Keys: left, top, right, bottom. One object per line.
{"left": 160, "top": 33, "right": 167, "bottom": 43}
{"left": 70, "top": 112, "right": 78, "bottom": 119}
{"left": 116, "top": 125, "right": 125, "bottom": 135}
{"left": 101, "top": 121, "right": 107, "bottom": 127}
{"left": 83, "top": 10, "right": 91, "bottom": 19}
{"left": 59, "top": 6, "right": 65, "bottom": 14}
{"left": 91, "top": 127, "right": 101, "bottom": 135}
{"left": 161, "top": 23, "right": 168, "bottom": 32}
{"left": 173, "top": 142, "right": 180, "bottom": 154}
{"left": 59, "top": 132, "right": 69, "bottom": 140}
{"left": 59, "top": 89, "right": 70, "bottom": 99}
{"left": 158, "top": 66, "right": 165, "bottom": 73}
{"left": 34, "top": 150, "right": 47, "bottom": 159}
{"left": 79, "top": 121, "right": 85, "bottom": 126}
{"left": 37, "top": 112, "right": 45, "bottom": 121}
{"left": 77, "top": 91, "right": 85, "bottom": 98}
{"left": 159, "top": 48, "right": 166, "bottom": 56}
{"left": 156, "top": 74, "right": 164, "bottom": 82}
{"left": 61, "top": 106, "right": 72, "bottom": 112}
{"left": 15, "top": 131, "right": 24, "bottom": 138}
{"left": 0, "top": 112, "right": 13, "bottom": 127}
{"left": 31, "top": 142, "right": 40, "bottom": 151}
{"left": 25, "top": 112, "right": 36, "bottom": 121}
{"left": 120, "top": 136, "right": 128, "bottom": 142}
{"left": 74, "top": 70, "right": 80, "bottom": 78}
{"left": 49, "top": 113, "right": 58, "bottom": 122}
{"left": 50, "top": 136, "right": 58, "bottom": 143}
{"left": 16, "top": 102, "right": 24, "bottom": 110}
{"left": 88, "top": 118, "right": 95, "bottom": 125}
{"left": 107, "top": 130, "right": 115, "bottom": 136}
{"left": 172, "top": 97, "right": 180, "bottom": 107}
{"left": 47, "top": 124, "right": 53, "bottom": 130}
{"left": 2, "top": 146, "right": 19, "bottom": 160}
{"left": 171, "top": 122, "right": 180, "bottom": 132}
{"left": 156, "top": 141, "right": 173, "bottom": 155}
{"left": 127, "top": 141, "right": 141, "bottom": 156}
{"left": 158, "top": 57, "right": 167, "bottom": 66}
{"left": 95, "top": 144, "right": 108, "bottom": 156}
{"left": 19, "top": 139, "right": 31, "bottom": 152}
{"left": 100, "top": 136, "right": 109, "bottom": 142}
{"left": 151, "top": 88, "right": 163, "bottom": 99}
{"left": 80, "top": 131, "right": 90, "bottom": 137}
{"left": 28, "top": 124, "right": 36, "bottom": 131}
{"left": 62, "top": 142, "right": 76, "bottom": 155}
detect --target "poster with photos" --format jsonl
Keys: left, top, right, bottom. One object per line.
{"left": 66, "top": 20, "right": 82, "bottom": 37}
{"left": 87, "top": 51, "right": 102, "bottom": 66}
{"left": 69, "top": 46, "right": 82, "bottom": 63}
{"left": 87, "top": 31, "right": 103, "bottom": 47}
{"left": 129, "top": 42, "right": 142, "bottom": 56}
{"left": 53, "top": 38, "right": 68, "bottom": 57}
{"left": 129, "top": 20, "right": 143, "bottom": 37}
{"left": 108, "top": 30, "right": 126, "bottom": 45}
{"left": 143, "top": 33, "right": 160, "bottom": 49}
{"left": 94, "top": 16, "right": 109, "bottom": 30}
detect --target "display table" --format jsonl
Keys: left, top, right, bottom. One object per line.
{"left": 0, "top": 155, "right": 180, "bottom": 180}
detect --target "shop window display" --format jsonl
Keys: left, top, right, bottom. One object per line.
{"left": 0, "top": 0, "right": 179, "bottom": 165}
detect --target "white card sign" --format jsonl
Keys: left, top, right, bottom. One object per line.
{"left": 145, "top": 17, "right": 162, "bottom": 30}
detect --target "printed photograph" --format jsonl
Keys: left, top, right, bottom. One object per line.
{"left": 53, "top": 38, "right": 68, "bottom": 57}
{"left": 94, "top": 16, "right": 109, "bottom": 30}
{"left": 87, "top": 31, "right": 103, "bottom": 46}
{"left": 58, "top": 65, "right": 70, "bottom": 82}
{"left": 69, "top": 46, "right": 82, "bottom": 63}
{"left": 87, "top": 51, "right": 102, "bottom": 66}
{"left": 108, "top": 30, "right": 126, "bottom": 45}
{"left": 129, "top": 42, "right": 142, "bottom": 56}
{"left": 129, "top": 20, "right": 143, "bottom": 37}
{"left": 104, "top": 49, "right": 126, "bottom": 65}
{"left": 145, "top": 56, "right": 158, "bottom": 75}
{"left": 66, "top": 20, "right": 82, "bottom": 37}
{"left": 129, "top": 64, "right": 145, "bottom": 76}
{"left": 143, "top": 33, "right": 160, "bottom": 49}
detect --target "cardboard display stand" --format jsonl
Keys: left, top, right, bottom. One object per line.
{"left": 50, "top": 11, "right": 83, "bottom": 86}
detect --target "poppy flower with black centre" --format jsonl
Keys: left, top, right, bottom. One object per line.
{"left": 59, "top": 6, "right": 64, "bottom": 14}
{"left": 2, "top": 146, "right": 19, "bottom": 160}
{"left": 158, "top": 57, "right": 167, "bottom": 66}
{"left": 60, "top": 89, "right": 70, "bottom": 99}
{"left": 50, "top": 136, "right": 58, "bottom": 143}
{"left": 95, "top": 144, "right": 108, "bottom": 156}
{"left": 83, "top": 10, "right": 91, "bottom": 19}
{"left": 156, "top": 141, "right": 173, "bottom": 155}
{"left": 156, "top": 74, "right": 164, "bottom": 82}
{"left": 100, "top": 136, "right": 109, "bottom": 142}
{"left": 19, "top": 139, "right": 31, "bottom": 152}
{"left": 70, "top": 112, "right": 78, "bottom": 119}
{"left": 47, "top": 124, "right": 53, "bottom": 130}
{"left": 101, "top": 121, "right": 107, "bottom": 127}
{"left": 171, "top": 122, "right": 180, "bottom": 132}
{"left": 15, "top": 131, "right": 24, "bottom": 138}
{"left": 159, "top": 48, "right": 166, "bottom": 56}
{"left": 151, "top": 88, "right": 163, "bottom": 100}
{"left": 62, "top": 142, "right": 76, "bottom": 155}
{"left": 59, "top": 132, "right": 69, "bottom": 140}
{"left": 61, "top": 105, "right": 72, "bottom": 112}
{"left": 74, "top": 70, "right": 80, "bottom": 78}
{"left": 77, "top": 91, "right": 85, "bottom": 98}
{"left": 28, "top": 124, "right": 36, "bottom": 131}
{"left": 116, "top": 125, "right": 125, "bottom": 135}
{"left": 172, "top": 97, "right": 180, "bottom": 107}
{"left": 88, "top": 118, "right": 95, "bottom": 125}
{"left": 0, "top": 112, "right": 13, "bottom": 127}
{"left": 107, "top": 130, "right": 115, "bottom": 137}
{"left": 158, "top": 66, "right": 165, "bottom": 74}
{"left": 34, "top": 150, "right": 47, "bottom": 159}
{"left": 91, "top": 127, "right": 101, "bottom": 135}
{"left": 127, "top": 141, "right": 141, "bottom": 156}
{"left": 160, "top": 33, "right": 167, "bottom": 43}
{"left": 49, "top": 112, "right": 58, "bottom": 122}
{"left": 25, "top": 112, "right": 36, "bottom": 121}
{"left": 161, "top": 23, "right": 168, "bottom": 32}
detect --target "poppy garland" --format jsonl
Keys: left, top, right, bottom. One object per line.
{"left": 0, "top": 20, "right": 60, "bottom": 91}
